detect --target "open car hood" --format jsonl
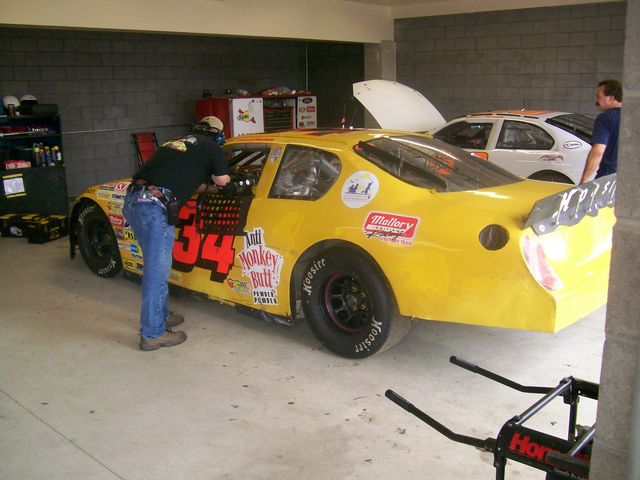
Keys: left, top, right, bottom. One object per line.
{"left": 353, "top": 80, "right": 446, "bottom": 132}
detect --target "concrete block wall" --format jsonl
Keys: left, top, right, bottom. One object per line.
{"left": 395, "top": 2, "right": 626, "bottom": 121}
{"left": 0, "top": 28, "right": 363, "bottom": 197}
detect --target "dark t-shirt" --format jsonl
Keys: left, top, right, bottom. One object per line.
{"left": 133, "top": 133, "right": 228, "bottom": 206}
{"left": 591, "top": 108, "right": 620, "bottom": 178}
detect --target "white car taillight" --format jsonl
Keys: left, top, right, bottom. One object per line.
{"left": 521, "top": 234, "right": 564, "bottom": 291}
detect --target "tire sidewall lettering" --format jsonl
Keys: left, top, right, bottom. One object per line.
{"left": 302, "top": 257, "right": 327, "bottom": 296}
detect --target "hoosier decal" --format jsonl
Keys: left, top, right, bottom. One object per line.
{"left": 363, "top": 211, "right": 420, "bottom": 246}
{"left": 238, "top": 227, "right": 283, "bottom": 305}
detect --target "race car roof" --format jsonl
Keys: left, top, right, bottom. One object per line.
{"left": 352, "top": 80, "right": 446, "bottom": 132}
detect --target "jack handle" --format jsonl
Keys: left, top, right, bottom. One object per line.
{"left": 385, "top": 389, "right": 496, "bottom": 453}
{"left": 450, "top": 356, "right": 553, "bottom": 394}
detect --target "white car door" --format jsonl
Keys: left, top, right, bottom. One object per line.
{"left": 488, "top": 120, "right": 568, "bottom": 181}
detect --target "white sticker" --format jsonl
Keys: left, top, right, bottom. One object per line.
{"left": 2, "top": 175, "right": 25, "bottom": 197}
{"left": 563, "top": 141, "right": 582, "bottom": 150}
{"left": 341, "top": 171, "right": 379, "bottom": 208}
{"left": 268, "top": 146, "right": 282, "bottom": 163}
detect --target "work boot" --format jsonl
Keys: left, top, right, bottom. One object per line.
{"left": 140, "top": 330, "right": 187, "bottom": 351}
{"left": 166, "top": 311, "right": 185, "bottom": 328}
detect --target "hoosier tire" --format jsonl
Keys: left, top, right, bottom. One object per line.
{"left": 301, "top": 250, "right": 411, "bottom": 358}
{"left": 76, "top": 202, "right": 122, "bottom": 278}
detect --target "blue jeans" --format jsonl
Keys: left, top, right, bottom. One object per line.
{"left": 123, "top": 190, "right": 175, "bottom": 340}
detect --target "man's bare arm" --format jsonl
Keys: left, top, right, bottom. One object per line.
{"left": 580, "top": 143, "right": 606, "bottom": 184}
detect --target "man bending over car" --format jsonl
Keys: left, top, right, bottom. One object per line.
{"left": 123, "top": 116, "right": 231, "bottom": 351}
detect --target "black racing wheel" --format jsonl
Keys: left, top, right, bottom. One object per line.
{"left": 76, "top": 202, "right": 122, "bottom": 278}
{"left": 301, "top": 249, "right": 412, "bottom": 358}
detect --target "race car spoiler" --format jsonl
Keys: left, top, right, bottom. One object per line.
{"left": 524, "top": 174, "right": 616, "bottom": 235}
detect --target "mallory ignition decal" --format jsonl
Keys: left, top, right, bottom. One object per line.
{"left": 341, "top": 171, "right": 379, "bottom": 208}
{"left": 363, "top": 211, "right": 420, "bottom": 246}
{"left": 238, "top": 227, "right": 283, "bottom": 305}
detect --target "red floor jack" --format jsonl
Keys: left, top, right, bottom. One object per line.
{"left": 386, "top": 356, "right": 598, "bottom": 479}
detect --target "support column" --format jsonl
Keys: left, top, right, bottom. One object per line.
{"left": 590, "top": 1, "right": 640, "bottom": 478}
{"left": 363, "top": 40, "right": 396, "bottom": 127}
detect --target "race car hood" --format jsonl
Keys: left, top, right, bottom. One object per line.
{"left": 353, "top": 80, "right": 446, "bottom": 132}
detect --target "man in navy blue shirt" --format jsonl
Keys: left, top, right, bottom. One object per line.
{"left": 580, "top": 79, "right": 623, "bottom": 184}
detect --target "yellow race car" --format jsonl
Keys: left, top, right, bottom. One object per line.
{"left": 69, "top": 129, "right": 616, "bottom": 358}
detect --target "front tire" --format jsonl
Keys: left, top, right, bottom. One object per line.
{"left": 301, "top": 250, "right": 411, "bottom": 358}
{"left": 76, "top": 202, "right": 122, "bottom": 278}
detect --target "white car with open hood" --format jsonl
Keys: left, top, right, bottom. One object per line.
{"left": 353, "top": 80, "right": 594, "bottom": 184}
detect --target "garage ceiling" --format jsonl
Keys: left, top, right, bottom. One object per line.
{"left": 344, "top": 0, "right": 618, "bottom": 18}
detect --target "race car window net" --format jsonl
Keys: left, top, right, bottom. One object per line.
{"left": 545, "top": 114, "right": 594, "bottom": 144}
{"left": 496, "top": 121, "right": 555, "bottom": 150}
{"left": 354, "top": 135, "right": 519, "bottom": 192}
{"left": 224, "top": 143, "right": 270, "bottom": 181}
{"left": 432, "top": 121, "right": 492, "bottom": 149}
{"left": 269, "top": 145, "right": 342, "bottom": 200}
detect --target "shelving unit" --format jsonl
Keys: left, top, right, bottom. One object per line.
{"left": 0, "top": 113, "right": 69, "bottom": 217}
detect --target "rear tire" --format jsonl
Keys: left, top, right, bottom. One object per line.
{"left": 528, "top": 171, "right": 573, "bottom": 184}
{"left": 76, "top": 202, "right": 122, "bottom": 278}
{"left": 301, "top": 250, "right": 412, "bottom": 358}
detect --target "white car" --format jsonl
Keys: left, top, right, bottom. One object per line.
{"left": 428, "top": 110, "right": 594, "bottom": 184}
{"left": 351, "top": 81, "right": 594, "bottom": 185}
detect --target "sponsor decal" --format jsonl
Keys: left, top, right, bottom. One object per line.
{"left": 237, "top": 109, "right": 257, "bottom": 124}
{"left": 301, "top": 97, "right": 313, "bottom": 104}
{"left": 100, "top": 185, "right": 115, "bottom": 191}
{"left": 268, "top": 146, "right": 282, "bottom": 163}
{"left": 226, "top": 277, "right": 251, "bottom": 295}
{"left": 354, "top": 319, "right": 384, "bottom": 354}
{"left": 298, "top": 107, "right": 305, "bottom": 113}
{"left": 115, "top": 181, "right": 129, "bottom": 192}
{"left": 363, "top": 211, "right": 420, "bottom": 246}
{"left": 509, "top": 432, "right": 590, "bottom": 463}
{"left": 111, "top": 193, "right": 125, "bottom": 201}
{"left": 563, "top": 140, "right": 582, "bottom": 149}
{"left": 305, "top": 106, "right": 316, "bottom": 112}
{"left": 113, "top": 227, "right": 125, "bottom": 240}
{"left": 106, "top": 202, "right": 122, "bottom": 213}
{"left": 109, "top": 214, "right": 125, "bottom": 226}
{"left": 341, "top": 171, "right": 379, "bottom": 208}
{"left": 124, "top": 229, "right": 136, "bottom": 241}
{"left": 302, "top": 257, "right": 327, "bottom": 296}
{"left": 539, "top": 154, "right": 563, "bottom": 163}
{"left": 123, "top": 259, "right": 136, "bottom": 270}
{"left": 97, "top": 190, "right": 112, "bottom": 200}
{"left": 238, "top": 227, "right": 283, "bottom": 305}
{"left": 130, "top": 244, "right": 140, "bottom": 255}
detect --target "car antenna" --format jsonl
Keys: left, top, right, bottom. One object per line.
{"left": 521, "top": 96, "right": 526, "bottom": 111}
{"left": 341, "top": 104, "right": 347, "bottom": 129}
{"left": 348, "top": 97, "right": 360, "bottom": 129}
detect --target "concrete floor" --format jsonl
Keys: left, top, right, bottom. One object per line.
{"left": 0, "top": 236, "right": 605, "bottom": 480}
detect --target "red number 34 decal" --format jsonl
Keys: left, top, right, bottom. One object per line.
{"left": 172, "top": 199, "right": 235, "bottom": 283}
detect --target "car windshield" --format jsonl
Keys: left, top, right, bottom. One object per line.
{"left": 546, "top": 114, "right": 594, "bottom": 144}
{"left": 354, "top": 135, "right": 520, "bottom": 192}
